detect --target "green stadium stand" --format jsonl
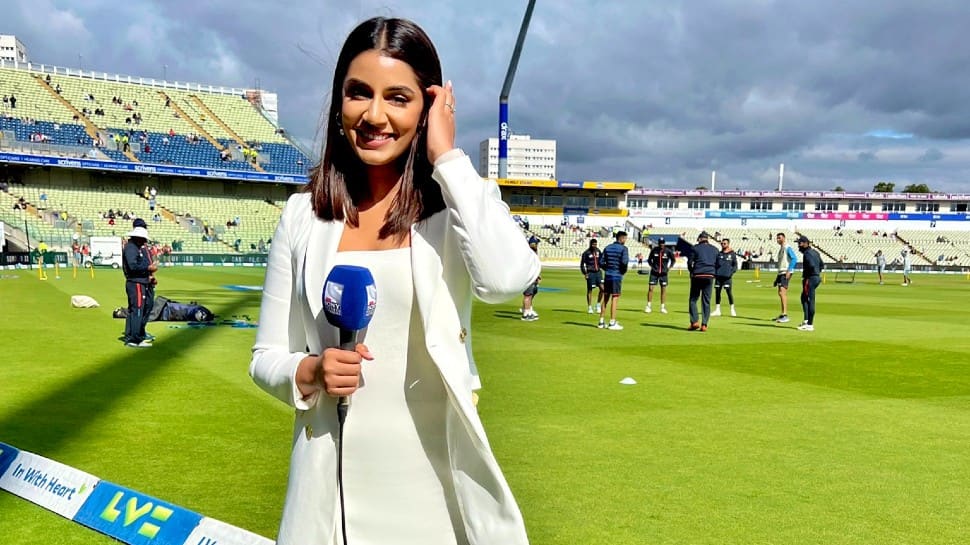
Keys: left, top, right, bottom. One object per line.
{"left": 1, "top": 181, "right": 282, "bottom": 254}
{"left": 0, "top": 67, "right": 78, "bottom": 124}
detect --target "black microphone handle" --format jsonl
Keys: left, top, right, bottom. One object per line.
{"left": 337, "top": 328, "right": 357, "bottom": 414}
{"left": 338, "top": 328, "right": 357, "bottom": 351}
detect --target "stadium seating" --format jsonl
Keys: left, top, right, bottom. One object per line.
{"left": 0, "top": 68, "right": 78, "bottom": 125}
{"left": 47, "top": 73, "right": 199, "bottom": 140}
{"left": 0, "top": 190, "right": 65, "bottom": 247}
{"left": 236, "top": 141, "right": 309, "bottom": 176}
{"left": 155, "top": 192, "right": 281, "bottom": 252}
{"left": 702, "top": 227, "right": 775, "bottom": 261}
{"left": 1, "top": 66, "right": 310, "bottom": 176}
{"left": 192, "top": 92, "right": 288, "bottom": 144}
{"left": 1, "top": 181, "right": 282, "bottom": 253}
{"left": 896, "top": 229, "right": 970, "bottom": 267}
{"left": 0, "top": 117, "right": 90, "bottom": 147}
{"left": 129, "top": 131, "right": 254, "bottom": 171}
{"left": 794, "top": 228, "right": 911, "bottom": 266}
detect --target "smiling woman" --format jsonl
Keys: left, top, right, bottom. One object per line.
{"left": 309, "top": 16, "right": 452, "bottom": 244}
{"left": 341, "top": 51, "right": 425, "bottom": 169}
{"left": 249, "top": 16, "right": 538, "bottom": 545}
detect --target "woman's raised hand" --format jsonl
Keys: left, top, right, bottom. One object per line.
{"left": 425, "top": 80, "right": 456, "bottom": 164}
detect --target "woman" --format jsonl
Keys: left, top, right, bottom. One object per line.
{"left": 250, "top": 17, "right": 538, "bottom": 545}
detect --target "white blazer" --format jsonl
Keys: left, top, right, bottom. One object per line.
{"left": 250, "top": 153, "right": 540, "bottom": 545}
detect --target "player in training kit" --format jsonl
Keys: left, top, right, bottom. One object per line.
{"left": 796, "top": 235, "right": 824, "bottom": 331}
{"left": 580, "top": 238, "right": 605, "bottom": 314}
{"left": 598, "top": 231, "right": 629, "bottom": 330}
{"left": 901, "top": 248, "right": 913, "bottom": 286}
{"left": 712, "top": 238, "right": 739, "bottom": 317}
{"left": 875, "top": 250, "right": 886, "bottom": 284}
{"left": 521, "top": 241, "right": 541, "bottom": 320}
{"left": 645, "top": 237, "right": 675, "bottom": 314}
{"left": 773, "top": 232, "right": 798, "bottom": 323}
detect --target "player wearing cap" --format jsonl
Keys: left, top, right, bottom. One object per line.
{"left": 122, "top": 219, "right": 157, "bottom": 347}
{"left": 687, "top": 231, "right": 718, "bottom": 331}
{"left": 796, "top": 235, "right": 824, "bottom": 331}
{"left": 580, "top": 238, "right": 604, "bottom": 314}
{"left": 134, "top": 218, "right": 158, "bottom": 342}
{"left": 645, "top": 237, "right": 675, "bottom": 314}
{"left": 712, "top": 237, "right": 739, "bottom": 317}
{"left": 773, "top": 232, "right": 798, "bottom": 323}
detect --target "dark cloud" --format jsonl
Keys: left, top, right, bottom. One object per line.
{"left": 5, "top": 0, "right": 970, "bottom": 191}
{"left": 918, "top": 148, "right": 944, "bottom": 162}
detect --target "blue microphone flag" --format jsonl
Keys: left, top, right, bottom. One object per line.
{"left": 323, "top": 265, "right": 377, "bottom": 332}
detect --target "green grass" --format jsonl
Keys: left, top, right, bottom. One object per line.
{"left": 1, "top": 266, "right": 969, "bottom": 544}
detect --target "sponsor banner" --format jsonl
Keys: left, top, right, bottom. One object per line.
{"left": 557, "top": 180, "right": 583, "bottom": 188}
{"left": 498, "top": 103, "right": 509, "bottom": 159}
{"left": 0, "top": 442, "right": 276, "bottom": 544}
{"left": 0, "top": 442, "right": 20, "bottom": 477}
{"left": 704, "top": 211, "right": 801, "bottom": 220}
{"left": 890, "top": 212, "right": 970, "bottom": 221}
{"left": 630, "top": 189, "right": 791, "bottom": 198}
{"left": 0, "top": 448, "right": 99, "bottom": 519}
{"left": 629, "top": 209, "right": 705, "bottom": 218}
{"left": 802, "top": 212, "right": 889, "bottom": 220}
{"left": 0, "top": 152, "right": 307, "bottom": 185}
{"left": 183, "top": 518, "right": 275, "bottom": 545}
{"left": 73, "top": 481, "right": 203, "bottom": 545}
{"left": 508, "top": 206, "right": 564, "bottom": 215}
{"left": 581, "top": 181, "right": 636, "bottom": 190}
{"left": 627, "top": 188, "right": 970, "bottom": 200}
{"left": 496, "top": 178, "right": 559, "bottom": 188}
{"left": 563, "top": 207, "right": 588, "bottom": 215}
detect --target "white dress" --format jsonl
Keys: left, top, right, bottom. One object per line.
{"left": 333, "top": 248, "right": 466, "bottom": 545}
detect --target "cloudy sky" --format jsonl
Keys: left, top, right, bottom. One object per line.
{"left": 7, "top": 0, "right": 970, "bottom": 192}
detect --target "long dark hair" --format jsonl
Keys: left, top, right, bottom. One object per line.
{"left": 306, "top": 17, "right": 445, "bottom": 239}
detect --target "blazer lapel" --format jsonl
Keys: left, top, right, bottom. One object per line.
{"left": 411, "top": 216, "right": 445, "bottom": 340}
{"left": 303, "top": 217, "right": 344, "bottom": 323}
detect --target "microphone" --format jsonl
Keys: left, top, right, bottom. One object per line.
{"left": 322, "top": 265, "right": 376, "bottom": 545}
{"left": 322, "top": 265, "right": 377, "bottom": 418}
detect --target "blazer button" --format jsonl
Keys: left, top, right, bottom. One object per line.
{"left": 304, "top": 425, "right": 313, "bottom": 440}
{"left": 459, "top": 327, "right": 467, "bottom": 343}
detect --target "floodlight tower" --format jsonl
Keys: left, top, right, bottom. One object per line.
{"left": 498, "top": 0, "right": 537, "bottom": 179}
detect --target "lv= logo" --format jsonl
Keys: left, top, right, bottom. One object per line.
{"left": 100, "top": 491, "right": 174, "bottom": 539}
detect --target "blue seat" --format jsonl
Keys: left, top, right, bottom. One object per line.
{"left": 1, "top": 115, "right": 308, "bottom": 175}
